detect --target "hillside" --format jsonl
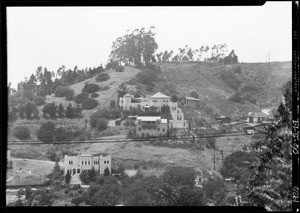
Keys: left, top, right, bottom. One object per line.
{"left": 40, "top": 66, "right": 141, "bottom": 120}
{"left": 156, "top": 61, "right": 291, "bottom": 117}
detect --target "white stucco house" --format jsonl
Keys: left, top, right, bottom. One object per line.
{"left": 64, "top": 154, "right": 111, "bottom": 176}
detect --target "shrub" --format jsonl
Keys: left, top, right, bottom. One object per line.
{"left": 14, "top": 126, "right": 30, "bottom": 140}
{"left": 55, "top": 86, "right": 73, "bottom": 98}
{"left": 82, "top": 83, "right": 100, "bottom": 94}
{"left": 190, "top": 91, "right": 199, "bottom": 99}
{"left": 54, "top": 127, "right": 74, "bottom": 141}
{"left": 145, "top": 85, "right": 153, "bottom": 92}
{"left": 115, "top": 65, "right": 124, "bottom": 72}
{"left": 37, "top": 122, "right": 56, "bottom": 143}
{"left": 96, "top": 118, "right": 108, "bottom": 131}
{"left": 95, "top": 73, "right": 110, "bottom": 83}
{"left": 74, "top": 92, "right": 89, "bottom": 104}
{"left": 34, "top": 96, "right": 46, "bottom": 106}
{"left": 65, "top": 89, "right": 75, "bottom": 101}
{"left": 82, "top": 98, "right": 98, "bottom": 110}
{"left": 79, "top": 170, "right": 90, "bottom": 185}
{"left": 147, "top": 63, "right": 161, "bottom": 71}
{"left": 90, "top": 93, "right": 99, "bottom": 98}
{"left": 233, "top": 66, "right": 242, "bottom": 74}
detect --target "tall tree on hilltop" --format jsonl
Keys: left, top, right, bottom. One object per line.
{"left": 110, "top": 27, "right": 158, "bottom": 66}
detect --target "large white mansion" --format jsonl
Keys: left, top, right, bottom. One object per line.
{"left": 64, "top": 154, "right": 111, "bottom": 176}
{"left": 119, "top": 92, "right": 187, "bottom": 129}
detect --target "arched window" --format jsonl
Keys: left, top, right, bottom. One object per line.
{"left": 77, "top": 169, "right": 80, "bottom": 173}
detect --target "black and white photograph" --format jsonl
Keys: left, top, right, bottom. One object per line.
{"left": 4, "top": 1, "right": 296, "bottom": 211}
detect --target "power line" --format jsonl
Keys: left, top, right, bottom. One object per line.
{"left": 7, "top": 132, "right": 265, "bottom": 146}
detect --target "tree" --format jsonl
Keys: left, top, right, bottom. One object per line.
{"left": 37, "top": 122, "right": 56, "bottom": 143}
{"left": 18, "top": 104, "right": 25, "bottom": 119}
{"left": 35, "top": 189, "right": 54, "bottom": 206}
{"left": 65, "top": 103, "right": 75, "bottom": 118}
{"left": 65, "top": 170, "right": 71, "bottom": 185}
{"left": 82, "top": 98, "right": 98, "bottom": 110}
{"left": 104, "top": 167, "right": 110, "bottom": 176}
{"left": 96, "top": 118, "right": 108, "bottom": 131}
{"left": 42, "top": 102, "right": 57, "bottom": 119}
{"left": 110, "top": 27, "right": 158, "bottom": 66}
{"left": 74, "top": 92, "right": 89, "bottom": 104}
{"left": 14, "top": 126, "right": 30, "bottom": 140}
{"left": 74, "top": 104, "right": 83, "bottom": 118}
{"left": 71, "top": 196, "right": 84, "bottom": 206}
{"left": 220, "top": 151, "right": 257, "bottom": 183}
{"left": 161, "top": 166, "right": 196, "bottom": 188}
{"left": 24, "top": 102, "right": 33, "bottom": 119}
{"left": 203, "top": 177, "right": 227, "bottom": 205}
{"left": 8, "top": 108, "right": 18, "bottom": 123}
{"left": 57, "top": 103, "right": 65, "bottom": 118}
{"left": 171, "top": 94, "right": 178, "bottom": 103}
{"left": 89, "top": 167, "right": 98, "bottom": 182}
{"left": 91, "top": 184, "right": 121, "bottom": 206}
{"left": 190, "top": 91, "right": 199, "bottom": 99}
{"left": 79, "top": 170, "right": 90, "bottom": 185}
{"left": 110, "top": 100, "right": 116, "bottom": 108}
{"left": 241, "top": 79, "right": 292, "bottom": 211}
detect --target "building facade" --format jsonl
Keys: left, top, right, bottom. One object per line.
{"left": 247, "top": 112, "right": 268, "bottom": 123}
{"left": 64, "top": 154, "right": 111, "bottom": 176}
{"left": 136, "top": 116, "right": 168, "bottom": 137}
{"left": 120, "top": 92, "right": 187, "bottom": 129}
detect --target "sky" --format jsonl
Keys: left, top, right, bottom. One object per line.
{"left": 7, "top": 2, "right": 292, "bottom": 88}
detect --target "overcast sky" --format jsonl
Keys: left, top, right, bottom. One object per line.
{"left": 7, "top": 2, "right": 292, "bottom": 88}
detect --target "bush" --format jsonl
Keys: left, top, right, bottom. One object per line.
{"left": 82, "top": 83, "right": 100, "bottom": 94}
{"left": 55, "top": 86, "right": 73, "bottom": 98}
{"left": 115, "top": 65, "right": 124, "bottom": 72}
{"left": 82, "top": 98, "right": 98, "bottom": 110}
{"left": 96, "top": 118, "right": 108, "bottom": 131}
{"left": 34, "top": 96, "right": 46, "bottom": 106}
{"left": 54, "top": 127, "right": 74, "bottom": 141}
{"left": 90, "top": 93, "right": 99, "bottom": 98}
{"left": 65, "top": 89, "right": 75, "bottom": 101}
{"left": 37, "top": 122, "right": 56, "bottom": 143}
{"left": 147, "top": 63, "right": 161, "bottom": 71}
{"left": 14, "top": 126, "right": 30, "bottom": 140}
{"left": 190, "top": 91, "right": 199, "bottom": 99}
{"left": 95, "top": 73, "right": 110, "bottom": 83}
{"left": 74, "top": 92, "right": 89, "bottom": 104}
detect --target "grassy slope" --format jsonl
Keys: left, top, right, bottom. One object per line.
{"left": 158, "top": 61, "right": 291, "bottom": 117}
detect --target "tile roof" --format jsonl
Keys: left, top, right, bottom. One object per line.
{"left": 249, "top": 112, "right": 268, "bottom": 118}
{"left": 150, "top": 92, "right": 170, "bottom": 99}
{"left": 185, "top": 96, "right": 200, "bottom": 101}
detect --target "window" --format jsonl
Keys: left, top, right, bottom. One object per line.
{"left": 82, "top": 161, "right": 84, "bottom": 165}
{"left": 69, "top": 161, "right": 73, "bottom": 165}
{"left": 85, "top": 161, "right": 87, "bottom": 165}
{"left": 152, "top": 100, "right": 158, "bottom": 102}
{"left": 88, "top": 161, "right": 90, "bottom": 165}
{"left": 107, "top": 161, "right": 109, "bottom": 164}
{"left": 104, "top": 161, "right": 106, "bottom": 164}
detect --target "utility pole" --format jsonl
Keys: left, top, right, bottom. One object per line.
{"left": 220, "top": 150, "right": 224, "bottom": 164}
{"left": 268, "top": 52, "right": 271, "bottom": 71}
{"left": 213, "top": 148, "right": 216, "bottom": 171}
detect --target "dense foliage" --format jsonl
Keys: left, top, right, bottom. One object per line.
{"left": 81, "top": 98, "right": 98, "bottom": 110}
{"left": 74, "top": 92, "right": 89, "bottom": 104}
{"left": 13, "top": 126, "right": 30, "bottom": 140}
{"left": 95, "top": 73, "right": 110, "bottom": 83}
{"left": 82, "top": 83, "right": 100, "bottom": 94}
